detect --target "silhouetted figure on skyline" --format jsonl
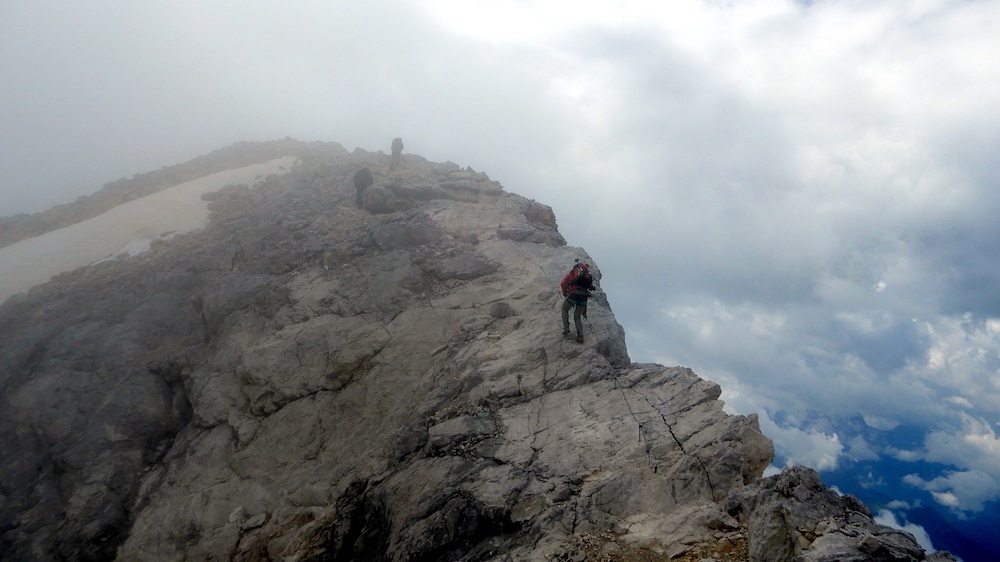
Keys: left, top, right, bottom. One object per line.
{"left": 390, "top": 138, "right": 403, "bottom": 168}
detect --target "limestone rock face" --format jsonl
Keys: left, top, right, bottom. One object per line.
{"left": 0, "top": 141, "right": 948, "bottom": 561}
{"left": 726, "top": 466, "right": 957, "bottom": 562}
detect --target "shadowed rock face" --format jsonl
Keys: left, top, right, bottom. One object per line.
{"left": 0, "top": 141, "right": 948, "bottom": 561}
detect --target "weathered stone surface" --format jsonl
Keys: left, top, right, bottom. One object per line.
{"left": 363, "top": 184, "right": 409, "bottom": 214}
{"left": 0, "top": 141, "right": 952, "bottom": 561}
{"left": 726, "top": 466, "right": 929, "bottom": 562}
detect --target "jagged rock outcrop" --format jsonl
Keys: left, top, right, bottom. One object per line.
{"left": 0, "top": 141, "right": 951, "bottom": 561}
{"left": 726, "top": 467, "right": 958, "bottom": 562}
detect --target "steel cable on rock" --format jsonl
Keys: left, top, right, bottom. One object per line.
{"left": 613, "top": 375, "right": 658, "bottom": 472}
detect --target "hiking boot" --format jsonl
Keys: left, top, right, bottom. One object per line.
{"left": 576, "top": 333, "right": 584, "bottom": 343}
{"left": 562, "top": 329, "right": 571, "bottom": 337}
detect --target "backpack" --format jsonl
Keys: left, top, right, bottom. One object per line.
{"left": 560, "top": 261, "right": 590, "bottom": 296}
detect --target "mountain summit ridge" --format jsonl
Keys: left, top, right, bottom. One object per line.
{"left": 0, "top": 140, "right": 954, "bottom": 561}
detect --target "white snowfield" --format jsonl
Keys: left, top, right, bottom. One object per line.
{"left": 0, "top": 157, "right": 298, "bottom": 304}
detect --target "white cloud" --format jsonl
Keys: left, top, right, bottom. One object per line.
{"left": 425, "top": 0, "right": 638, "bottom": 44}
{"left": 931, "top": 491, "right": 962, "bottom": 509}
{"left": 908, "top": 470, "right": 1000, "bottom": 513}
{"left": 874, "top": 509, "right": 937, "bottom": 553}
{"left": 846, "top": 435, "right": 880, "bottom": 462}
{"left": 774, "top": 426, "right": 843, "bottom": 472}
{"left": 892, "top": 449, "right": 925, "bottom": 463}
{"left": 901, "top": 413, "right": 1000, "bottom": 511}
{"left": 735, "top": 402, "right": 845, "bottom": 471}
{"left": 909, "top": 316, "right": 1000, "bottom": 415}
{"left": 925, "top": 415, "right": 1000, "bottom": 469}
{"left": 946, "top": 396, "right": 974, "bottom": 409}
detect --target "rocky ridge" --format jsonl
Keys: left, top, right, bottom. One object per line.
{"left": 0, "top": 141, "right": 955, "bottom": 561}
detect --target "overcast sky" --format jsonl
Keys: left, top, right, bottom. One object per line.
{"left": 3, "top": 0, "right": 1000, "bottom": 526}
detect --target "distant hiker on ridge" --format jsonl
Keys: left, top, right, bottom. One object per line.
{"left": 353, "top": 167, "right": 373, "bottom": 207}
{"left": 560, "top": 260, "right": 595, "bottom": 343}
{"left": 390, "top": 138, "right": 404, "bottom": 168}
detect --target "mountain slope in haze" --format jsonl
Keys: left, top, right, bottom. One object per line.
{"left": 0, "top": 140, "right": 955, "bottom": 561}
{"left": 0, "top": 157, "right": 297, "bottom": 303}
{"left": 0, "top": 138, "right": 313, "bottom": 249}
